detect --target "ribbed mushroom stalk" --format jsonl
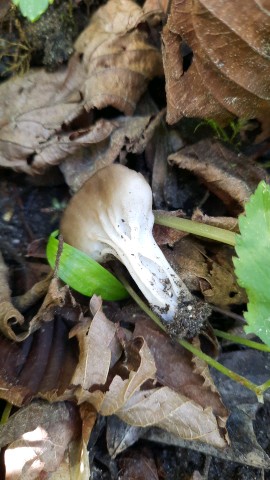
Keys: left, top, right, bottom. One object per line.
{"left": 61, "top": 164, "right": 210, "bottom": 337}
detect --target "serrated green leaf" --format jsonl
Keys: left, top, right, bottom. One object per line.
{"left": 11, "top": 0, "right": 54, "bottom": 22}
{"left": 46, "top": 231, "right": 129, "bottom": 301}
{"left": 234, "top": 181, "right": 270, "bottom": 346}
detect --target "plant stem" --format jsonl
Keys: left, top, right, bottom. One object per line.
{"left": 118, "top": 273, "right": 270, "bottom": 402}
{"left": 0, "top": 402, "right": 12, "bottom": 424}
{"left": 214, "top": 329, "right": 270, "bottom": 352}
{"left": 154, "top": 212, "right": 236, "bottom": 247}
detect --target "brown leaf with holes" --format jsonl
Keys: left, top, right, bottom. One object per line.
{"left": 169, "top": 139, "right": 269, "bottom": 214}
{"left": 75, "top": 0, "right": 163, "bottom": 115}
{"left": 1, "top": 401, "right": 82, "bottom": 480}
{"left": 163, "top": 0, "right": 270, "bottom": 138}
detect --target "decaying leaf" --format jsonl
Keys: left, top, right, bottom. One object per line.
{"left": 0, "top": 251, "right": 25, "bottom": 341}
{"left": 192, "top": 208, "right": 239, "bottom": 233}
{"left": 118, "top": 448, "right": 159, "bottom": 480}
{"left": 0, "top": 278, "right": 80, "bottom": 406}
{"left": 168, "top": 139, "right": 269, "bottom": 214}
{"left": 163, "top": 0, "right": 270, "bottom": 138}
{"left": 60, "top": 111, "right": 164, "bottom": 192}
{"left": 1, "top": 401, "right": 82, "bottom": 480}
{"left": 145, "top": 350, "right": 270, "bottom": 469}
{"left": 0, "top": 56, "right": 85, "bottom": 174}
{"left": 75, "top": 0, "right": 163, "bottom": 115}
{"left": 163, "top": 237, "right": 246, "bottom": 307}
{"left": 69, "top": 298, "right": 227, "bottom": 448}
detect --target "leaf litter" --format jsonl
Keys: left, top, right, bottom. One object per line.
{"left": 0, "top": 0, "right": 270, "bottom": 477}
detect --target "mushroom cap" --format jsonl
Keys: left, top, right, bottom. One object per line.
{"left": 61, "top": 164, "right": 154, "bottom": 261}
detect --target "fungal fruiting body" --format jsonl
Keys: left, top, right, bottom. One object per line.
{"left": 61, "top": 164, "right": 210, "bottom": 337}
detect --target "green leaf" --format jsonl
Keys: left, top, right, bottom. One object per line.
{"left": 234, "top": 181, "right": 270, "bottom": 346}
{"left": 11, "top": 0, "right": 54, "bottom": 22}
{"left": 46, "top": 231, "right": 129, "bottom": 301}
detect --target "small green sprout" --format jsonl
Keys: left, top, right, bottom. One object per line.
{"left": 12, "top": 0, "right": 54, "bottom": 22}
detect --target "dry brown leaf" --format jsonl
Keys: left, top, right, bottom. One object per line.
{"left": 163, "top": 0, "right": 270, "bottom": 137}
{"left": 75, "top": 0, "right": 163, "bottom": 115}
{"left": 60, "top": 111, "right": 164, "bottom": 192}
{"left": 118, "top": 448, "right": 159, "bottom": 480}
{"left": 168, "top": 139, "right": 269, "bottom": 214}
{"left": 192, "top": 208, "right": 239, "bottom": 233}
{"left": 70, "top": 296, "right": 118, "bottom": 394}
{"left": 0, "top": 56, "right": 86, "bottom": 174}
{"left": 0, "top": 251, "right": 25, "bottom": 340}
{"left": 153, "top": 210, "right": 187, "bottom": 245}
{"left": 116, "top": 386, "right": 227, "bottom": 447}
{"left": 1, "top": 401, "right": 81, "bottom": 480}
{"left": 0, "top": 279, "right": 80, "bottom": 406}
{"left": 144, "top": 0, "right": 170, "bottom": 15}
{"left": 69, "top": 298, "right": 227, "bottom": 448}
{"left": 163, "top": 237, "right": 246, "bottom": 307}
{"left": 132, "top": 313, "right": 227, "bottom": 417}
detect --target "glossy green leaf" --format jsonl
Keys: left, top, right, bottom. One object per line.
{"left": 46, "top": 231, "right": 129, "bottom": 301}
{"left": 11, "top": 0, "right": 54, "bottom": 22}
{"left": 234, "top": 181, "right": 270, "bottom": 346}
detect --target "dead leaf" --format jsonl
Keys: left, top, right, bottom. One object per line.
{"left": 1, "top": 400, "right": 82, "bottom": 480}
{"left": 132, "top": 313, "right": 227, "bottom": 418}
{"left": 0, "top": 56, "right": 86, "bottom": 174}
{"left": 192, "top": 208, "right": 239, "bottom": 233}
{"left": 118, "top": 448, "right": 159, "bottom": 480}
{"left": 163, "top": 237, "right": 246, "bottom": 307}
{"left": 144, "top": 0, "right": 170, "bottom": 15}
{"left": 0, "top": 251, "right": 25, "bottom": 341}
{"left": 0, "top": 280, "right": 80, "bottom": 406}
{"left": 75, "top": 0, "right": 163, "bottom": 115}
{"left": 163, "top": 0, "right": 270, "bottom": 138}
{"left": 168, "top": 139, "right": 269, "bottom": 214}
{"left": 69, "top": 298, "right": 228, "bottom": 448}
{"left": 70, "top": 296, "right": 119, "bottom": 395}
{"left": 153, "top": 210, "right": 188, "bottom": 246}
{"left": 145, "top": 350, "right": 270, "bottom": 469}
{"left": 106, "top": 416, "right": 145, "bottom": 458}
{"left": 60, "top": 111, "right": 164, "bottom": 192}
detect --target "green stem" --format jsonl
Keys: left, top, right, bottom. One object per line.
{"left": 214, "top": 329, "right": 270, "bottom": 352}
{"left": 118, "top": 274, "right": 269, "bottom": 402}
{"left": 0, "top": 402, "right": 12, "bottom": 424}
{"left": 154, "top": 212, "right": 236, "bottom": 247}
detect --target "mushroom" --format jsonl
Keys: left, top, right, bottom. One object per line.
{"left": 61, "top": 164, "right": 211, "bottom": 337}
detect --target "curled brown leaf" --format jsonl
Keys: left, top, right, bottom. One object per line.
{"left": 168, "top": 139, "right": 269, "bottom": 214}
{"left": 75, "top": 0, "right": 163, "bottom": 115}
